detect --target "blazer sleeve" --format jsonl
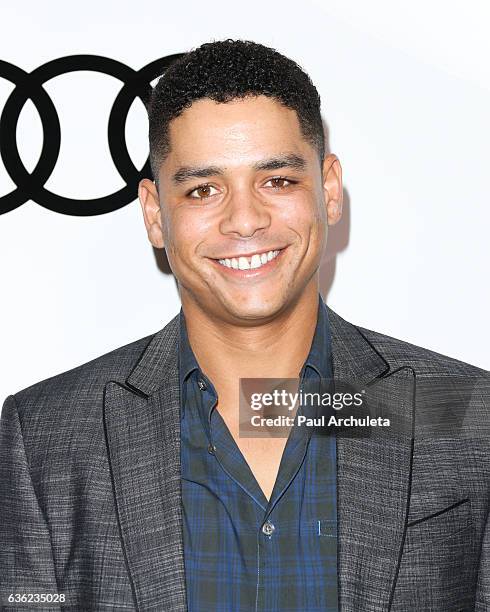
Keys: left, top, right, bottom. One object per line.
{"left": 475, "top": 507, "right": 490, "bottom": 611}
{"left": 0, "top": 395, "right": 62, "bottom": 611}
{"left": 473, "top": 370, "right": 490, "bottom": 611}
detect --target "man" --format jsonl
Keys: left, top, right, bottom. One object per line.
{"left": 0, "top": 39, "right": 488, "bottom": 612}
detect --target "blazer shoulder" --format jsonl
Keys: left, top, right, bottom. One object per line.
{"left": 8, "top": 335, "right": 150, "bottom": 422}
{"left": 355, "top": 322, "right": 488, "bottom": 380}
{"left": 10, "top": 314, "right": 180, "bottom": 418}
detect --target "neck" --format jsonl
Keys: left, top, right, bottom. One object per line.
{"left": 181, "top": 281, "right": 320, "bottom": 387}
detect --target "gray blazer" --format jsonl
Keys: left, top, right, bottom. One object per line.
{"left": 1, "top": 306, "right": 489, "bottom": 611}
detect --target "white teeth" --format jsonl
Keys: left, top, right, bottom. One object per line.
{"left": 217, "top": 249, "right": 281, "bottom": 270}
{"left": 250, "top": 254, "right": 262, "bottom": 269}
{"left": 238, "top": 256, "right": 250, "bottom": 270}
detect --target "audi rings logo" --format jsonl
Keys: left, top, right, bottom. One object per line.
{"left": 0, "top": 54, "right": 183, "bottom": 216}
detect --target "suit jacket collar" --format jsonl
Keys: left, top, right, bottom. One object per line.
{"left": 103, "top": 304, "right": 414, "bottom": 611}
{"left": 326, "top": 305, "right": 390, "bottom": 385}
{"left": 123, "top": 305, "right": 393, "bottom": 397}
{"left": 124, "top": 312, "right": 181, "bottom": 397}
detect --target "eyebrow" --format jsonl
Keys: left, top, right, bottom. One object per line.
{"left": 171, "top": 153, "right": 308, "bottom": 185}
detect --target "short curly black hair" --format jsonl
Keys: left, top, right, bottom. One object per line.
{"left": 148, "top": 39, "right": 325, "bottom": 182}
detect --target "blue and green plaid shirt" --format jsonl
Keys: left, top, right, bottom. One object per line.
{"left": 179, "top": 295, "right": 338, "bottom": 611}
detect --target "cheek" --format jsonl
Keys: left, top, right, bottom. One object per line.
{"left": 163, "top": 208, "right": 214, "bottom": 263}
{"left": 278, "top": 196, "right": 323, "bottom": 237}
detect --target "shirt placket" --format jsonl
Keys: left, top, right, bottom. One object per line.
{"left": 254, "top": 368, "right": 315, "bottom": 611}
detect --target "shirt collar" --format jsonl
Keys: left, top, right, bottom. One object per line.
{"left": 301, "top": 293, "right": 333, "bottom": 380}
{"left": 178, "top": 294, "right": 333, "bottom": 417}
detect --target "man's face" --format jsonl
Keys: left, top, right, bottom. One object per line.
{"left": 140, "top": 95, "right": 342, "bottom": 324}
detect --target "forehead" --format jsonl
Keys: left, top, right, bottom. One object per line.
{"left": 165, "top": 95, "right": 313, "bottom": 168}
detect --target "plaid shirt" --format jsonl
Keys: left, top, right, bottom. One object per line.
{"left": 179, "top": 295, "right": 338, "bottom": 611}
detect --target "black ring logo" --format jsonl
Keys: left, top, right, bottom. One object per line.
{"left": 0, "top": 54, "right": 182, "bottom": 216}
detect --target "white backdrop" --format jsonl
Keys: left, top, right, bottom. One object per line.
{"left": 1, "top": 0, "right": 489, "bottom": 409}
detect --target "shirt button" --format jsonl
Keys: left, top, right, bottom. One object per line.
{"left": 262, "top": 521, "right": 275, "bottom": 537}
{"left": 197, "top": 379, "right": 207, "bottom": 391}
{"left": 207, "top": 444, "right": 216, "bottom": 455}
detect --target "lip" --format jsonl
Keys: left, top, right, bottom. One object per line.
{"left": 208, "top": 247, "right": 287, "bottom": 279}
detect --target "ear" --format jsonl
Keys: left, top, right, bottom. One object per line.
{"left": 322, "top": 153, "right": 343, "bottom": 226}
{"left": 138, "top": 178, "right": 165, "bottom": 249}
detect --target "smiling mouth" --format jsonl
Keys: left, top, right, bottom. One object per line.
{"left": 215, "top": 249, "right": 282, "bottom": 271}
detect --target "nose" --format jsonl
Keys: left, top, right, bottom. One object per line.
{"left": 219, "top": 185, "right": 271, "bottom": 238}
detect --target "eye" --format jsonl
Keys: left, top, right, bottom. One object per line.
{"left": 187, "top": 183, "right": 219, "bottom": 199}
{"left": 264, "top": 176, "right": 297, "bottom": 190}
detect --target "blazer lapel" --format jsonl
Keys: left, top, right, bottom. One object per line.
{"left": 103, "top": 314, "right": 187, "bottom": 612}
{"left": 327, "top": 307, "right": 415, "bottom": 611}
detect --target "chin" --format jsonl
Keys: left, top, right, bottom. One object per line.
{"left": 218, "top": 289, "right": 292, "bottom": 323}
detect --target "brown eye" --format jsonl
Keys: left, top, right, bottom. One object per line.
{"left": 188, "top": 184, "right": 219, "bottom": 199}
{"left": 266, "top": 177, "right": 294, "bottom": 189}
{"left": 197, "top": 185, "right": 211, "bottom": 197}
